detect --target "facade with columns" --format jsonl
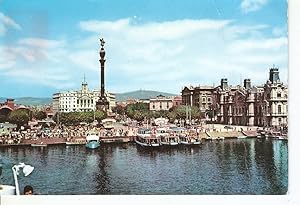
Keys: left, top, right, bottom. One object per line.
{"left": 182, "top": 68, "right": 288, "bottom": 127}
{"left": 182, "top": 86, "right": 214, "bottom": 113}
{"left": 52, "top": 79, "right": 115, "bottom": 113}
{"left": 149, "top": 95, "right": 174, "bottom": 111}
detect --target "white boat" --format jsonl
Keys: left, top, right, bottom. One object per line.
{"left": 85, "top": 131, "right": 100, "bottom": 149}
{"left": 135, "top": 128, "right": 161, "bottom": 147}
{"left": 237, "top": 136, "right": 247, "bottom": 139}
{"left": 31, "top": 142, "right": 47, "bottom": 147}
{"left": 179, "top": 135, "right": 201, "bottom": 145}
{"left": 65, "top": 140, "right": 85, "bottom": 145}
{"left": 177, "top": 127, "right": 201, "bottom": 145}
{"left": 156, "top": 127, "right": 179, "bottom": 146}
{"left": 272, "top": 132, "right": 288, "bottom": 140}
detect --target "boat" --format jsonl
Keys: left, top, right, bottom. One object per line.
{"left": 157, "top": 127, "right": 179, "bottom": 146}
{"left": 31, "top": 142, "right": 47, "bottom": 147}
{"left": 179, "top": 134, "right": 201, "bottom": 145}
{"left": 135, "top": 128, "right": 161, "bottom": 147}
{"left": 237, "top": 136, "right": 247, "bottom": 139}
{"left": 85, "top": 131, "right": 100, "bottom": 149}
{"left": 272, "top": 132, "right": 288, "bottom": 140}
{"left": 65, "top": 137, "right": 86, "bottom": 145}
{"left": 171, "top": 127, "right": 201, "bottom": 145}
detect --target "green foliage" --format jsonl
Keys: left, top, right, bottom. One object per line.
{"left": 126, "top": 103, "right": 149, "bottom": 121}
{"left": 7, "top": 109, "right": 30, "bottom": 127}
{"left": 122, "top": 103, "right": 205, "bottom": 122}
{"left": 0, "top": 114, "right": 7, "bottom": 123}
{"left": 33, "top": 110, "right": 47, "bottom": 120}
{"left": 53, "top": 111, "right": 107, "bottom": 125}
{"left": 112, "top": 104, "right": 126, "bottom": 115}
{"left": 167, "top": 105, "right": 204, "bottom": 122}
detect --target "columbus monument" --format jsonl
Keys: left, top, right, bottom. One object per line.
{"left": 96, "top": 38, "right": 109, "bottom": 112}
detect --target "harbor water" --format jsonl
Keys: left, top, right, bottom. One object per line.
{"left": 0, "top": 138, "right": 288, "bottom": 195}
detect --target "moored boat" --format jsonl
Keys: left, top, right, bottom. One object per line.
{"left": 179, "top": 128, "right": 201, "bottom": 145}
{"left": 271, "top": 132, "right": 288, "bottom": 140}
{"left": 135, "top": 128, "right": 161, "bottom": 147}
{"left": 85, "top": 131, "right": 100, "bottom": 149}
{"left": 31, "top": 142, "right": 47, "bottom": 147}
{"left": 237, "top": 136, "right": 247, "bottom": 139}
{"left": 156, "top": 127, "right": 179, "bottom": 146}
{"left": 179, "top": 135, "right": 201, "bottom": 145}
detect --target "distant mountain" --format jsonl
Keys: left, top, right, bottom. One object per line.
{"left": 0, "top": 97, "right": 52, "bottom": 106}
{"left": 115, "top": 90, "right": 179, "bottom": 102}
{"left": 0, "top": 90, "right": 178, "bottom": 105}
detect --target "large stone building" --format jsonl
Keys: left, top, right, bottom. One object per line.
{"left": 149, "top": 95, "right": 173, "bottom": 111}
{"left": 52, "top": 79, "right": 115, "bottom": 113}
{"left": 182, "top": 86, "right": 214, "bottom": 112}
{"left": 149, "top": 95, "right": 182, "bottom": 111}
{"left": 182, "top": 67, "right": 288, "bottom": 127}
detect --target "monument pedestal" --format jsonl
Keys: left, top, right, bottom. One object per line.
{"left": 96, "top": 96, "right": 109, "bottom": 112}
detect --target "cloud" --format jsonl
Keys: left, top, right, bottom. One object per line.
{"left": 240, "top": 0, "right": 268, "bottom": 13}
{"left": 0, "top": 12, "right": 21, "bottom": 36}
{"left": 0, "top": 17, "right": 288, "bottom": 95}
{"left": 75, "top": 18, "right": 288, "bottom": 93}
{"left": 18, "top": 38, "right": 64, "bottom": 49}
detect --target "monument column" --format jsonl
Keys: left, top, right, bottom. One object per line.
{"left": 96, "top": 38, "right": 109, "bottom": 112}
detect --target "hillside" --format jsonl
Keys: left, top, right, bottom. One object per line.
{"left": 115, "top": 90, "right": 179, "bottom": 102}
{"left": 0, "top": 97, "right": 52, "bottom": 106}
{"left": 0, "top": 90, "right": 179, "bottom": 105}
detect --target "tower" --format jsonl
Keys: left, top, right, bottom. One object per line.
{"left": 96, "top": 38, "right": 109, "bottom": 111}
{"left": 269, "top": 66, "right": 280, "bottom": 84}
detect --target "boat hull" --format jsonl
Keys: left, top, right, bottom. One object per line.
{"left": 85, "top": 141, "right": 100, "bottom": 149}
{"left": 31, "top": 144, "right": 47, "bottom": 147}
{"left": 66, "top": 142, "right": 85, "bottom": 146}
{"left": 135, "top": 140, "right": 160, "bottom": 147}
{"left": 161, "top": 142, "right": 179, "bottom": 146}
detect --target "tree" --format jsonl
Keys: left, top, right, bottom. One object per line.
{"left": 126, "top": 103, "right": 149, "bottom": 120}
{"left": 0, "top": 114, "right": 7, "bottom": 123}
{"left": 112, "top": 104, "right": 126, "bottom": 115}
{"left": 33, "top": 110, "right": 47, "bottom": 120}
{"left": 53, "top": 111, "right": 107, "bottom": 125}
{"left": 7, "top": 109, "right": 30, "bottom": 127}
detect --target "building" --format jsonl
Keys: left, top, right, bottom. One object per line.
{"left": 52, "top": 79, "right": 116, "bottom": 113}
{"left": 263, "top": 68, "right": 288, "bottom": 127}
{"left": 181, "top": 67, "right": 288, "bottom": 127}
{"left": 149, "top": 95, "right": 173, "bottom": 111}
{"left": 182, "top": 85, "right": 214, "bottom": 112}
{"left": 172, "top": 96, "right": 182, "bottom": 107}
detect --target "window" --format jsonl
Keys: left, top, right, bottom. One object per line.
{"left": 208, "top": 98, "right": 211, "bottom": 102}
{"left": 202, "top": 97, "right": 206, "bottom": 102}
{"left": 277, "top": 93, "right": 281, "bottom": 98}
{"left": 278, "top": 105, "right": 282, "bottom": 114}
{"left": 152, "top": 105, "right": 155, "bottom": 109}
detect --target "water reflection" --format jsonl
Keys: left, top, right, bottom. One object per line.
{"left": 0, "top": 139, "right": 288, "bottom": 195}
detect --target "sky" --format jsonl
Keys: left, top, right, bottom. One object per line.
{"left": 0, "top": 0, "right": 288, "bottom": 97}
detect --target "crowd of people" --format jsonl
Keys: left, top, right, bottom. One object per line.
{"left": 0, "top": 123, "right": 139, "bottom": 145}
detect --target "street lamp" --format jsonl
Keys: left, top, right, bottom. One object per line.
{"left": 12, "top": 163, "right": 34, "bottom": 195}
